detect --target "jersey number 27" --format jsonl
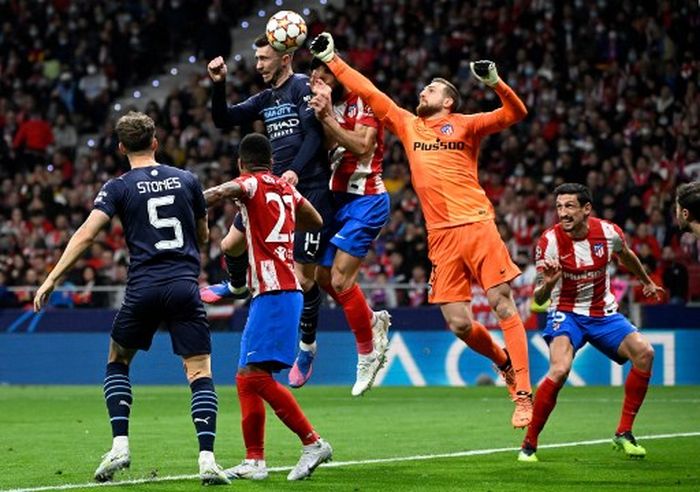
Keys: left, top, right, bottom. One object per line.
{"left": 265, "top": 192, "right": 294, "bottom": 243}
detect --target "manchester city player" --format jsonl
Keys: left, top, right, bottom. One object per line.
{"left": 203, "top": 35, "right": 332, "bottom": 386}
{"left": 33, "top": 112, "right": 229, "bottom": 485}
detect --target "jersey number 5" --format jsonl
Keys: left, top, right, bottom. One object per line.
{"left": 265, "top": 192, "right": 294, "bottom": 243}
{"left": 147, "top": 195, "right": 184, "bottom": 250}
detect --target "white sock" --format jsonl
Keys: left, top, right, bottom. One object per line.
{"left": 112, "top": 436, "right": 128, "bottom": 451}
{"left": 199, "top": 450, "right": 215, "bottom": 463}
{"left": 300, "top": 341, "right": 317, "bottom": 353}
{"left": 358, "top": 351, "right": 376, "bottom": 361}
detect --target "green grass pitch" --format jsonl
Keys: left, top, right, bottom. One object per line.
{"left": 1, "top": 385, "right": 699, "bottom": 491}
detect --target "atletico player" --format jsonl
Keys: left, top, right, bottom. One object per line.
{"left": 310, "top": 32, "right": 533, "bottom": 427}
{"left": 302, "top": 57, "right": 392, "bottom": 396}
{"left": 518, "top": 183, "right": 664, "bottom": 462}
{"left": 203, "top": 133, "right": 332, "bottom": 481}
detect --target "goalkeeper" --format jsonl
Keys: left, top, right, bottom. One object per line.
{"left": 310, "top": 33, "right": 534, "bottom": 428}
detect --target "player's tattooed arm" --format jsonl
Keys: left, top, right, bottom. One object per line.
{"left": 533, "top": 258, "right": 561, "bottom": 305}
{"left": 203, "top": 181, "right": 244, "bottom": 206}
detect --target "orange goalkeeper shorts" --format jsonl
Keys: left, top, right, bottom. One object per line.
{"left": 427, "top": 220, "right": 521, "bottom": 304}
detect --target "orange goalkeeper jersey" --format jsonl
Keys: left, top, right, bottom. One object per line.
{"left": 327, "top": 56, "right": 527, "bottom": 231}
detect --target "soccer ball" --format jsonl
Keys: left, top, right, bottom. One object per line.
{"left": 266, "top": 10, "right": 307, "bottom": 52}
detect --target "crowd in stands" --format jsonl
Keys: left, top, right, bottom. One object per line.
{"left": 1, "top": 0, "right": 699, "bottom": 315}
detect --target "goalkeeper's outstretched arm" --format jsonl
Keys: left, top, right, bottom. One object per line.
{"left": 310, "top": 33, "right": 407, "bottom": 131}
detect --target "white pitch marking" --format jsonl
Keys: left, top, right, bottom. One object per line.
{"left": 3, "top": 431, "right": 699, "bottom": 492}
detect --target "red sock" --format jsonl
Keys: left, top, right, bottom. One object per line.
{"left": 254, "top": 371, "right": 319, "bottom": 445}
{"left": 523, "top": 377, "right": 563, "bottom": 449}
{"left": 336, "top": 284, "right": 374, "bottom": 355}
{"left": 322, "top": 284, "right": 341, "bottom": 304}
{"left": 617, "top": 367, "right": 651, "bottom": 434}
{"left": 463, "top": 321, "right": 508, "bottom": 367}
{"left": 236, "top": 373, "right": 266, "bottom": 460}
{"left": 499, "top": 313, "right": 531, "bottom": 394}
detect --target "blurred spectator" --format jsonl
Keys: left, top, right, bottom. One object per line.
{"left": 52, "top": 113, "right": 78, "bottom": 151}
{"left": 197, "top": 6, "right": 233, "bottom": 62}
{"left": 12, "top": 110, "right": 54, "bottom": 169}
{"left": 2, "top": 0, "right": 700, "bottom": 313}
{"left": 661, "top": 247, "right": 689, "bottom": 304}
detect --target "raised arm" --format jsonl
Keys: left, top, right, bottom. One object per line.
{"left": 468, "top": 60, "right": 527, "bottom": 137}
{"left": 208, "top": 56, "right": 261, "bottom": 128}
{"left": 310, "top": 33, "right": 409, "bottom": 134}
{"left": 285, "top": 83, "right": 325, "bottom": 182}
{"left": 470, "top": 81, "right": 528, "bottom": 137}
{"left": 310, "top": 78, "right": 377, "bottom": 157}
{"left": 203, "top": 181, "right": 244, "bottom": 207}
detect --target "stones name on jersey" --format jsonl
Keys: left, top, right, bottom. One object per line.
{"left": 136, "top": 176, "right": 182, "bottom": 194}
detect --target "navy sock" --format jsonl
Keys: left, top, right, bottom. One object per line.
{"left": 190, "top": 377, "right": 218, "bottom": 452}
{"left": 104, "top": 362, "right": 132, "bottom": 437}
{"left": 225, "top": 252, "right": 248, "bottom": 289}
{"left": 300, "top": 283, "right": 321, "bottom": 345}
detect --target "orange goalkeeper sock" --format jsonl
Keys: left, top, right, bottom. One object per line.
{"left": 463, "top": 321, "right": 508, "bottom": 367}
{"left": 499, "top": 313, "right": 532, "bottom": 394}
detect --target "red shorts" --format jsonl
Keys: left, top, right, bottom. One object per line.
{"left": 427, "top": 220, "right": 521, "bottom": 304}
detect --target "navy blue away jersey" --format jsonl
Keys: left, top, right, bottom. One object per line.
{"left": 211, "top": 73, "right": 329, "bottom": 192}
{"left": 93, "top": 165, "right": 206, "bottom": 287}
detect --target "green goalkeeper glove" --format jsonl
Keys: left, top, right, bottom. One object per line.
{"left": 470, "top": 60, "right": 500, "bottom": 87}
{"left": 309, "top": 32, "right": 335, "bottom": 63}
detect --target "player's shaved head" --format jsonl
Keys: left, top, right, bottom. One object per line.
{"left": 239, "top": 133, "right": 272, "bottom": 171}
{"left": 432, "top": 78, "right": 461, "bottom": 112}
{"left": 116, "top": 111, "right": 155, "bottom": 153}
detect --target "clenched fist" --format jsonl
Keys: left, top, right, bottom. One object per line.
{"left": 207, "top": 56, "right": 228, "bottom": 83}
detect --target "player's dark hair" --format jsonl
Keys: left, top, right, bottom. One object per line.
{"left": 310, "top": 57, "right": 326, "bottom": 70}
{"left": 116, "top": 111, "right": 155, "bottom": 153}
{"left": 554, "top": 183, "right": 592, "bottom": 207}
{"left": 239, "top": 133, "right": 272, "bottom": 171}
{"left": 254, "top": 34, "right": 269, "bottom": 48}
{"left": 677, "top": 181, "right": 700, "bottom": 221}
{"left": 432, "top": 78, "right": 461, "bottom": 112}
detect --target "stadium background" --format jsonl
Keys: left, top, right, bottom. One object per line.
{"left": 1, "top": 0, "right": 699, "bottom": 386}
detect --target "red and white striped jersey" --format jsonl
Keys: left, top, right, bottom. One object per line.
{"left": 234, "top": 172, "right": 303, "bottom": 297}
{"left": 329, "top": 93, "right": 386, "bottom": 195}
{"left": 536, "top": 217, "right": 626, "bottom": 317}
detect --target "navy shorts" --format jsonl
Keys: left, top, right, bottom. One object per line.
{"left": 239, "top": 290, "right": 303, "bottom": 371}
{"left": 233, "top": 187, "right": 334, "bottom": 264}
{"left": 112, "top": 280, "right": 211, "bottom": 356}
{"left": 319, "top": 192, "right": 390, "bottom": 267}
{"left": 543, "top": 310, "right": 637, "bottom": 364}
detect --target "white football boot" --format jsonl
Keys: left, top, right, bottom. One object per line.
{"left": 287, "top": 438, "right": 333, "bottom": 480}
{"left": 223, "top": 459, "right": 269, "bottom": 480}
